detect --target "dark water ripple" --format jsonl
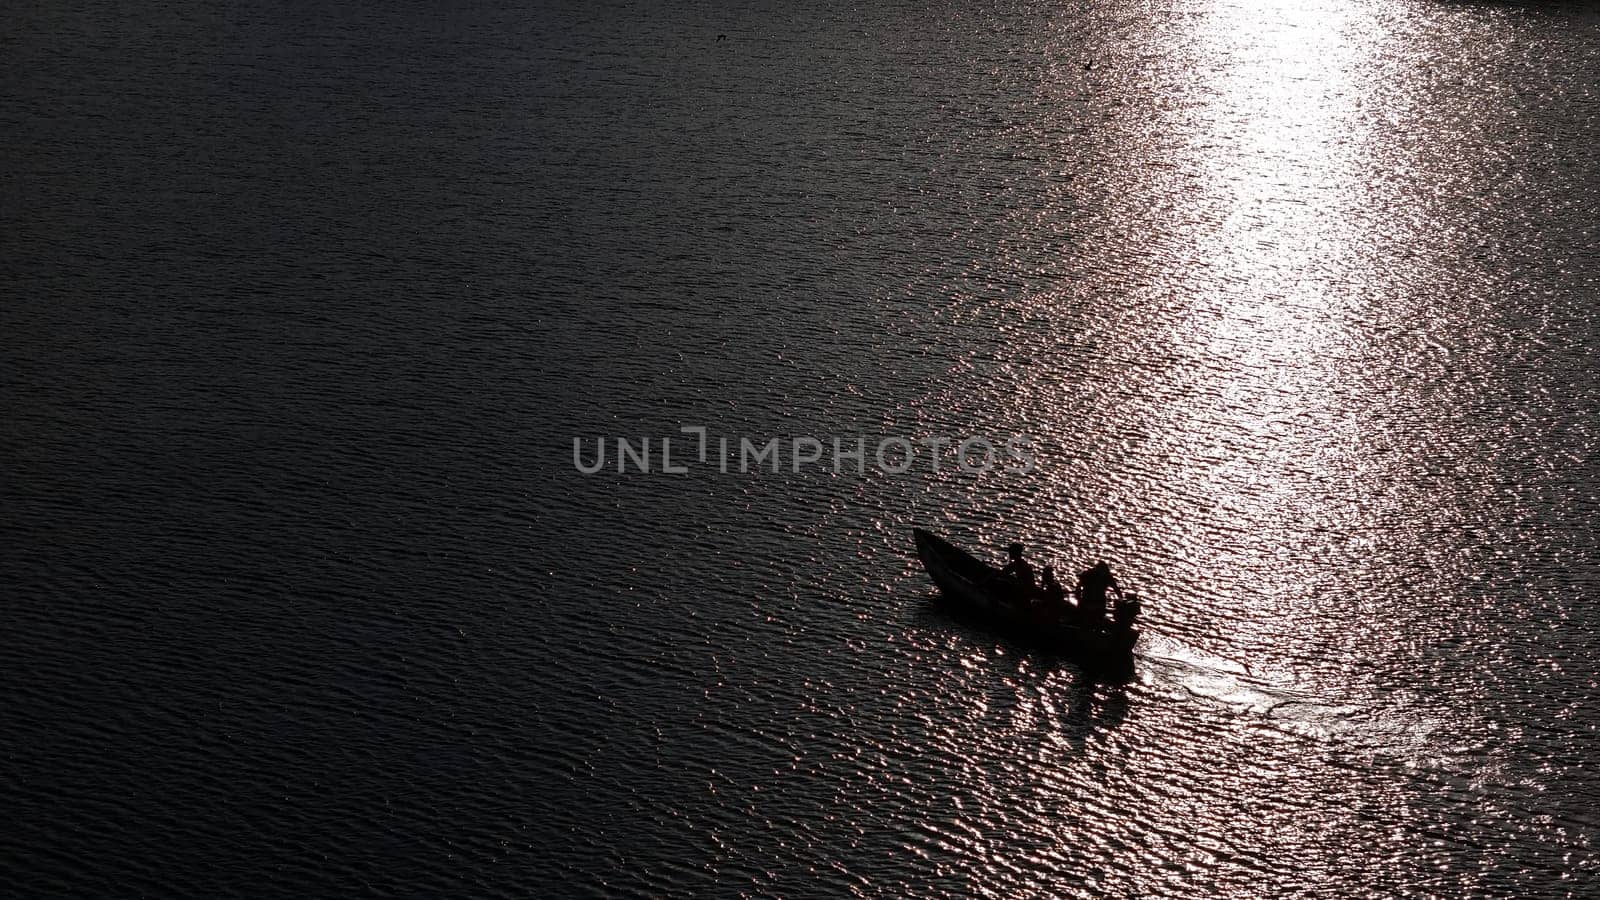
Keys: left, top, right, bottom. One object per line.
{"left": 5, "top": 0, "right": 1600, "bottom": 896}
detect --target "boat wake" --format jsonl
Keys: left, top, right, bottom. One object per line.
{"left": 1132, "top": 632, "right": 1452, "bottom": 761}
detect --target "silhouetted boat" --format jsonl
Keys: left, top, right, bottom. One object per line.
{"left": 913, "top": 528, "right": 1137, "bottom": 679}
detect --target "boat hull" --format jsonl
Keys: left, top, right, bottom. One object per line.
{"left": 913, "top": 528, "right": 1137, "bottom": 679}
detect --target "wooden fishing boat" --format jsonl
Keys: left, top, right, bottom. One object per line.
{"left": 913, "top": 528, "right": 1137, "bottom": 679}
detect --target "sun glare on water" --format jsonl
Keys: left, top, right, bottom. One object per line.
{"left": 1135, "top": 0, "right": 1415, "bottom": 619}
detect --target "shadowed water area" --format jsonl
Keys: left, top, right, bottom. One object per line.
{"left": 3, "top": 0, "right": 1598, "bottom": 895}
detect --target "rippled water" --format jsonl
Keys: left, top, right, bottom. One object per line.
{"left": 4, "top": 0, "right": 1599, "bottom": 895}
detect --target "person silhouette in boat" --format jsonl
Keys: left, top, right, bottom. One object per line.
{"left": 996, "top": 542, "right": 1038, "bottom": 597}
{"left": 1077, "top": 561, "right": 1122, "bottom": 624}
{"left": 1038, "top": 566, "right": 1068, "bottom": 622}
{"left": 1040, "top": 566, "right": 1065, "bottom": 605}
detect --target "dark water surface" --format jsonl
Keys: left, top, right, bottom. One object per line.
{"left": 5, "top": 0, "right": 1599, "bottom": 895}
